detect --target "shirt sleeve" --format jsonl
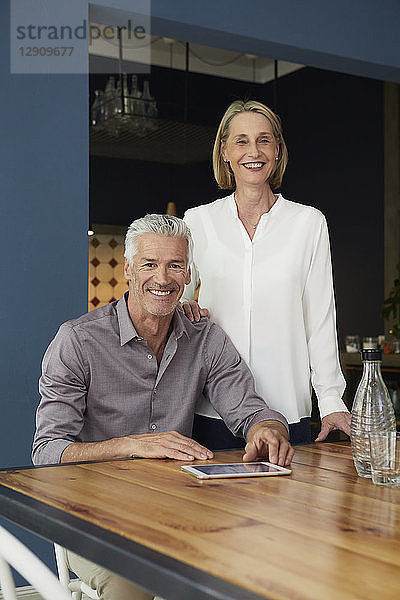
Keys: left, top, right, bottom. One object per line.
{"left": 181, "top": 210, "right": 200, "bottom": 303}
{"left": 303, "top": 215, "right": 348, "bottom": 418}
{"left": 32, "top": 325, "right": 89, "bottom": 465}
{"left": 202, "top": 323, "right": 289, "bottom": 438}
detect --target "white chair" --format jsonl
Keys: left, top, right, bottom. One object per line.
{"left": 0, "top": 525, "right": 72, "bottom": 600}
{"left": 54, "top": 543, "right": 100, "bottom": 600}
{"left": 55, "top": 543, "right": 164, "bottom": 600}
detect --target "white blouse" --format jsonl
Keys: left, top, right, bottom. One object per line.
{"left": 183, "top": 194, "right": 347, "bottom": 424}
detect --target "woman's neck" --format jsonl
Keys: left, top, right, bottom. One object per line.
{"left": 234, "top": 184, "right": 278, "bottom": 240}
{"left": 234, "top": 183, "right": 277, "bottom": 215}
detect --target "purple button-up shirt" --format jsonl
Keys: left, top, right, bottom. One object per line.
{"left": 33, "top": 294, "right": 288, "bottom": 464}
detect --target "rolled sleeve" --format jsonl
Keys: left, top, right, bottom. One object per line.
{"left": 182, "top": 210, "right": 200, "bottom": 304}
{"left": 32, "top": 325, "right": 88, "bottom": 465}
{"left": 203, "top": 324, "right": 289, "bottom": 440}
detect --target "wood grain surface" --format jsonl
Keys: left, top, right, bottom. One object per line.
{"left": 0, "top": 443, "right": 399, "bottom": 600}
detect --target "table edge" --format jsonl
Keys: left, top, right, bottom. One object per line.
{"left": 0, "top": 484, "right": 266, "bottom": 600}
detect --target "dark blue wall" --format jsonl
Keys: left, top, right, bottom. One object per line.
{"left": 148, "top": 0, "right": 400, "bottom": 82}
{"left": 92, "top": 0, "right": 400, "bottom": 80}
{"left": 0, "top": 0, "right": 88, "bottom": 583}
{"left": 1, "top": 0, "right": 399, "bottom": 583}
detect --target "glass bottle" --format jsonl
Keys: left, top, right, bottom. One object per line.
{"left": 90, "top": 90, "right": 104, "bottom": 126}
{"left": 122, "top": 73, "right": 130, "bottom": 114}
{"left": 104, "top": 75, "right": 116, "bottom": 120}
{"left": 350, "top": 347, "right": 396, "bottom": 477}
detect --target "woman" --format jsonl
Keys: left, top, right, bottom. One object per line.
{"left": 182, "top": 99, "right": 350, "bottom": 448}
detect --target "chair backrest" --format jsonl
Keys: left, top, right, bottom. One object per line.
{"left": 0, "top": 525, "right": 71, "bottom": 600}
{"left": 54, "top": 543, "right": 100, "bottom": 600}
{"left": 54, "top": 543, "right": 160, "bottom": 600}
{"left": 54, "top": 543, "right": 70, "bottom": 588}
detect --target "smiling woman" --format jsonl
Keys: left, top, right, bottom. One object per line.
{"left": 221, "top": 112, "right": 279, "bottom": 211}
{"left": 181, "top": 99, "right": 351, "bottom": 449}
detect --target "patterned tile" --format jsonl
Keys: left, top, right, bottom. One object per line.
{"left": 88, "top": 232, "right": 127, "bottom": 311}
{"left": 114, "top": 282, "right": 128, "bottom": 299}
{"left": 88, "top": 261, "right": 96, "bottom": 280}
{"left": 97, "top": 282, "right": 113, "bottom": 302}
{"left": 96, "top": 263, "right": 113, "bottom": 281}
{"left": 113, "top": 245, "right": 125, "bottom": 263}
{"left": 96, "top": 234, "right": 113, "bottom": 245}
{"left": 96, "top": 243, "right": 113, "bottom": 263}
{"left": 114, "top": 263, "right": 125, "bottom": 282}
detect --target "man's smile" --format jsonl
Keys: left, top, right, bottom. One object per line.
{"left": 148, "top": 289, "right": 174, "bottom": 296}
{"left": 146, "top": 286, "right": 177, "bottom": 298}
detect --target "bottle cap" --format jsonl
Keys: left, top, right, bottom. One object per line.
{"left": 360, "top": 347, "right": 382, "bottom": 361}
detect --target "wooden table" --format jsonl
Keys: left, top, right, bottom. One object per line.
{"left": 0, "top": 443, "right": 399, "bottom": 600}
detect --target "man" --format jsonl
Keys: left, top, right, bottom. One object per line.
{"left": 33, "top": 214, "right": 293, "bottom": 600}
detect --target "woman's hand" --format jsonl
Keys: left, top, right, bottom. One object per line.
{"left": 314, "top": 411, "right": 351, "bottom": 442}
{"left": 180, "top": 300, "right": 210, "bottom": 323}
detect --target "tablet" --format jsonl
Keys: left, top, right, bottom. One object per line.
{"left": 181, "top": 462, "right": 292, "bottom": 479}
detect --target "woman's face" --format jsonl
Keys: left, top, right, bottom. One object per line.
{"left": 221, "top": 111, "right": 279, "bottom": 189}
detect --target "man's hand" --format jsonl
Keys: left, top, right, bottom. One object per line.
{"left": 128, "top": 431, "right": 214, "bottom": 461}
{"left": 179, "top": 300, "right": 210, "bottom": 323}
{"left": 61, "top": 431, "right": 213, "bottom": 463}
{"left": 314, "top": 411, "right": 351, "bottom": 442}
{"left": 243, "top": 421, "right": 294, "bottom": 466}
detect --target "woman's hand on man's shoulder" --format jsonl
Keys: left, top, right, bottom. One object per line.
{"left": 179, "top": 300, "right": 210, "bottom": 322}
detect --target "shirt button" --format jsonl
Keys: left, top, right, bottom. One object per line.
{"left": 151, "top": 423, "right": 157, "bottom": 430}
{"left": 153, "top": 387, "right": 157, "bottom": 394}
{"left": 147, "top": 354, "right": 153, "bottom": 360}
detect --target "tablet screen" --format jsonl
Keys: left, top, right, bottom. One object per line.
{"left": 194, "top": 463, "right": 279, "bottom": 475}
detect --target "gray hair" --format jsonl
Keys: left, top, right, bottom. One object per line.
{"left": 124, "top": 214, "right": 193, "bottom": 268}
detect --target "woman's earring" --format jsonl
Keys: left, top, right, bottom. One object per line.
{"left": 275, "top": 156, "right": 278, "bottom": 161}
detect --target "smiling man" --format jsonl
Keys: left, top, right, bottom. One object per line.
{"left": 32, "top": 213, "right": 293, "bottom": 600}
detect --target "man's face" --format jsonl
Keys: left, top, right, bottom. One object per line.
{"left": 124, "top": 233, "right": 191, "bottom": 318}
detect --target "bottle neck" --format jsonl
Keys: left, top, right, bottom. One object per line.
{"left": 362, "top": 360, "right": 383, "bottom": 379}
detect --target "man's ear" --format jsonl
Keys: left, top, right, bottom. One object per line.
{"left": 185, "top": 266, "right": 191, "bottom": 286}
{"left": 124, "top": 259, "right": 132, "bottom": 282}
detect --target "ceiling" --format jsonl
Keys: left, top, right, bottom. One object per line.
{"left": 89, "top": 29, "right": 303, "bottom": 83}
{"left": 89, "top": 31, "right": 303, "bottom": 165}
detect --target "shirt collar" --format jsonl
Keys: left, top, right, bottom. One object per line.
{"left": 116, "top": 293, "right": 139, "bottom": 346}
{"left": 116, "top": 292, "right": 190, "bottom": 346}
{"left": 172, "top": 307, "right": 191, "bottom": 341}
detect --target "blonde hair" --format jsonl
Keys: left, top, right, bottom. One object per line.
{"left": 212, "top": 100, "right": 288, "bottom": 191}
